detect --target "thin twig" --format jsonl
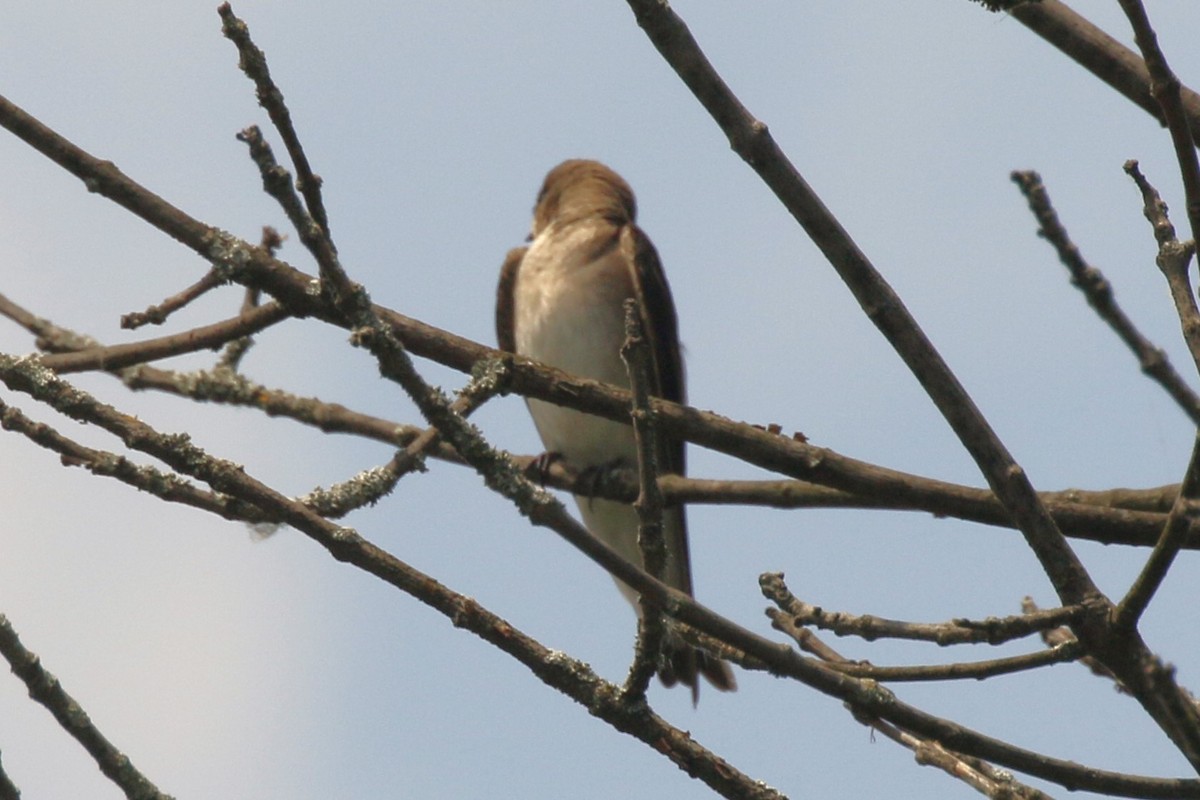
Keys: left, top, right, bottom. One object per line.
{"left": 763, "top": 575, "right": 1061, "bottom": 798}
{"left": 0, "top": 398, "right": 273, "bottom": 524}
{"left": 1117, "top": 3, "right": 1200, "bottom": 265}
{"left": 1115, "top": 432, "right": 1200, "bottom": 629}
{"left": 1119, "top": 0, "right": 1200, "bottom": 386}
{"left": 216, "top": 226, "right": 279, "bottom": 372}
{"left": 763, "top": 579, "right": 1061, "bottom": 798}
{"left": 1116, "top": 151, "right": 1200, "bottom": 757}
{"left": 234, "top": 124, "right": 354, "bottom": 312}
{"left": 619, "top": 298, "right": 669, "bottom": 702}
{"left": 775, "top": 611, "right": 1083, "bottom": 683}
{"left": 0, "top": 379, "right": 474, "bottom": 529}
{"left": 0, "top": 293, "right": 102, "bottom": 353}
{"left": 218, "top": 3, "right": 331, "bottom": 238}
{"left": 0, "top": 614, "right": 174, "bottom": 800}
{"left": 1025, "top": 597, "right": 1125, "bottom": 692}
{"left": 39, "top": 302, "right": 289, "bottom": 374}
{"left": 121, "top": 268, "right": 224, "bottom": 329}
{"left": 762, "top": 573, "right": 1085, "bottom": 646}
{"left": 817, "top": 641, "right": 1083, "bottom": 683}
{"left": 1011, "top": 170, "right": 1200, "bottom": 425}
{"left": 302, "top": 365, "right": 504, "bottom": 520}
{"left": 1124, "top": 160, "right": 1200, "bottom": 372}
{"left": 122, "top": 362, "right": 463, "bottom": 458}
{"left": 860, "top": 714, "right": 1056, "bottom": 800}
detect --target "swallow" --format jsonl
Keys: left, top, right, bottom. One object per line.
{"left": 496, "top": 159, "right": 735, "bottom": 700}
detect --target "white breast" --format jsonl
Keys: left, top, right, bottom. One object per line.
{"left": 513, "top": 223, "right": 636, "bottom": 467}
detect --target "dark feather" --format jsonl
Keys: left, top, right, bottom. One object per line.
{"left": 495, "top": 246, "right": 525, "bottom": 354}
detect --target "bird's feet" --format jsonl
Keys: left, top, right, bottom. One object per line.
{"left": 576, "top": 458, "right": 630, "bottom": 508}
{"left": 527, "top": 451, "right": 564, "bottom": 485}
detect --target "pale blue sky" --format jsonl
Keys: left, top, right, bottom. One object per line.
{"left": 2, "top": 3, "right": 1199, "bottom": 798}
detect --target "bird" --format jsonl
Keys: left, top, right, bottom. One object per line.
{"left": 495, "top": 159, "right": 735, "bottom": 701}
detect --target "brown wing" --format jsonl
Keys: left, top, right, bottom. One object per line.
{"left": 624, "top": 224, "right": 737, "bottom": 697}
{"left": 495, "top": 246, "right": 526, "bottom": 353}
{"left": 622, "top": 224, "right": 685, "bottom": 476}
{"left": 621, "top": 222, "right": 693, "bottom": 597}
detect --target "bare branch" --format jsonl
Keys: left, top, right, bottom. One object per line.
{"left": 857, "top": 714, "right": 1057, "bottom": 800}
{"left": 1117, "top": 3, "right": 1200, "bottom": 261}
{"left": 218, "top": 3, "right": 331, "bottom": 238}
{"left": 11, "top": 334, "right": 1180, "bottom": 796}
{"left": 753, "top": 578, "right": 1185, "bottom": 796}
{"left": 818, "top": 642, "right": 1083, "bottom": 684}
{"left": 760, "top": 579, "right": 1063, "bottom": 797}
{"left": 762, "top": 573, "right": 1084, "bottom": 646}
{"left": 1026, "top": 597, "right": 1126, "bottom": 692}
{"left": 1125, "top": 160, "right": 1200, "bottom": 372}
{"left": 4, "top": 16, "right": 1200, "bottom": 791}
{"left": 38, "top": 302, "right": 290, "bottom": 374}
{"left": 0, "top": 397, "right": 271, "bottom": 524}
{"left": 123, "top": 363, "right": 460, "bottom": 457}
{"left": 308, "top": 364, "right": 505, "bottom": 518}
{"left": 1116, "top": 432, "right": 1200, "bottom": 629}
{"left": 626, "top": 0, "right": 1200, "bottom": 780}
{"left": 1011, "top": 170, "right": 1200, "bottom": 425}
{"left": 0, "top": 613, "right": 174, "bottom": 800}
{"left": 620, "top": 299, "right": 669, "bottom": 701}
{"left": 0, "top": 98, "right": 1167, "bottom": 568}
{"left": 768, "top": 611, "right": 1083, "bottom": 684}
{"left": 232, "top": 123, "right": 363, "bottom": 324}
{"left": 121, "top": 268, "right": 224, "bottom": 329}
{"left": 216, "top": 227, "right": 280, "bottom": 371}
{"left": 1003, "top": 0, "right": 1200, "bottom": 145}
{"left": 779, "top": 577, "right": 1065, "bottom": 798}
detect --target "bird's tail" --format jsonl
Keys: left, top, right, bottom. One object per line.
{"left": 660, "top": 636, "right": 736, "bottom": 706}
